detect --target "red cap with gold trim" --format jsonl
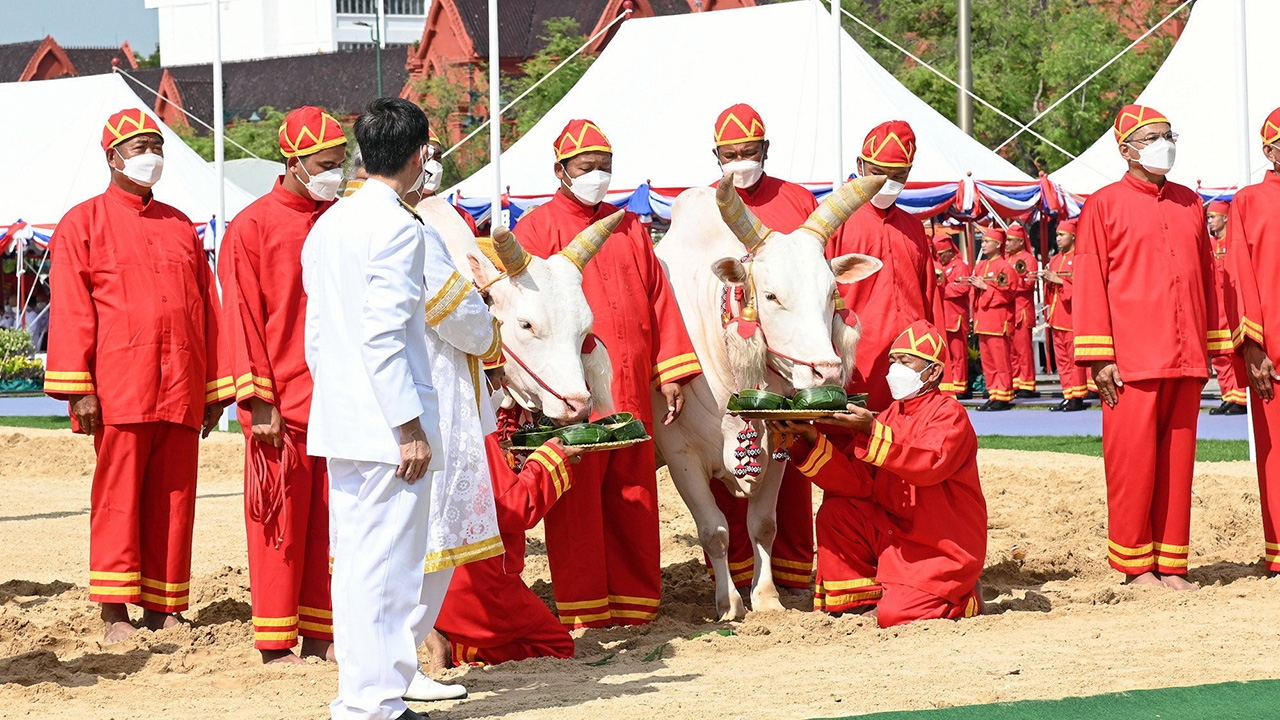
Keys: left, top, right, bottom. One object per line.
{"left": 983, "top": 227, "right": 1006, "bottom": 243}
{"left": 933, "top": 236, "right": 957, "bottom": 254}
{"left": 429, "top": 127, "right": 442, "bottom": 146}
{"left": 278, "top": 106, "right": 347, "bottom": 158}
{"left": 1007, "top": 223, "right": 1027, "bottom": 241}
{"left": 554, "top": 119, "right": 612, "bottom": 161}
{"left": 859, "top": 120, "right": 916, "bottom": 168}
{"left": 714, "top": 103, "right": 766, "bottom": 146}
{"left": 1207, "top": 200, "right": 1229, "bottom": 216}
{"left": 102, "top": 109, "right": 161, "bottom": 151}
{"left": 889, "top": 320, "right": 946, "bottom": 365}
{"left": 1057, "top": 218, "right": 1078, "bottom": 236}
{"left": 1263, "top": 107, "right": 1280, "bottom": 145}
{"left": 1113, "top": 104, "right": 1169, "bottom": 143}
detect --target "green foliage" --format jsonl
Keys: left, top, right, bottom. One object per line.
{"left": 0, "top": 416, "right": 71, "bottom": 430}
{"left": 0, "top": 355, "right": 43, "bottom": 382}
{"left": 414, "top": 72, "right": 488, "bottom": 189}
{"left": 840, "top": 0, "right": 1185, "bottom": 174}
{"left": 504, "top": 18, "right": 595, "bottom": 136}
{"left": 978, "top": 435, "right": 1248, "bottom": 463}
{"left": 0, "top": 329, "right": 33, "bottom": 360}
{"left": 175, "top": 107, "right": 293, "bottom": 162}
{"left": 135, "top": 44, "right": 162, "bottom": 69}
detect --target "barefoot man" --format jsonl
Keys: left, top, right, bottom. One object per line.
{"left": 1073, "top": 105, "right": 1228, "bottom": 590}
{"left": 218, "top": 106, "right": 346, "bottom": 664}
{"left": 44, "top": 109, "right": 229, "bottom": 642}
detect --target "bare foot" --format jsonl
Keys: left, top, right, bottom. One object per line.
{"left": 300, "top": 637, "right": 335, "bottom": 663}
{"left": 100, "top": 603, "right": 136, "bottom": 644}
{"left": 141, "top": 610, "right": 183, "bottom": 631}
{"left": 261, "top": 648, "right": 305, "bottom": 665}
{"left": 1158, "top": 574, "right": 1200, "bottom": 592}
{"left": 1124, "top": 571, "right": 1164, "bottom": 588}
{"left": 423, "top": 629, "right": 451, "bottom": 673}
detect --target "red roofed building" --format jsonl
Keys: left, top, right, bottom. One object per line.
{"left": 0, "top": 36, "right": 138, "bottom": 83}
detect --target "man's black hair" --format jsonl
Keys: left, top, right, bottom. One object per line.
{"left": 354, "top": 98, "right": 431, "bottom": 177}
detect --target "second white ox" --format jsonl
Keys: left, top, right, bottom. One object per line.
{"left": 416, "top": 198, "right": 621, "bottom": 424}
{"left": 653, "top": 174, "right": 884, "bottom": 621}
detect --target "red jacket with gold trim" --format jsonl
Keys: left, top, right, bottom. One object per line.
{"left": 1006, "top": 248, "right": 1038, "bottom": 327}
{"left": 972, "top": 255, "right": 1020, "bottom": 336}
{"left": 1226, "top": 171, "right": 1280, "bottom": 358}
{"left": 940, "top": 254, "right": 971, "bottom": 334}
{"left": 1045, "top": 250, "right": 1075, "bottom": 332}
{"left": 714, "top": 173, "right": 817, "bottom": 233}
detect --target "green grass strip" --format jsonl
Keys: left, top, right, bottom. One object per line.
{"left": 979, "top": 435, "right": 1248, "bottom": 462}
{"left": 0, "top": 417, "right": 244, "bottom": 434}
{"left": 819, "top": 678, "right": 1280, "bottom": 719}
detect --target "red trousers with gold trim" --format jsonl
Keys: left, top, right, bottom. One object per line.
{"left": 1010, "top": 300, "right": 1037, "bottom": 392}
{"left": 707, "top": 464, "right": 814, "bottom": 589}
{"left": 448, "top": 615, "right": 575, "bottom": 667}
{"left": 244, "top": 432, "right": 332, "bottom": 650}
{"left": 1051, "top": 328, "right": 1088, "bottom": 400}
{"left": 977, "top": 333, "right": 1014, "bottom": 402}
{"left": 1212, "top": 354, "right": 1249, "bottom": 406}
{"left": 1102, "top": 377, "right": 1200, "bottom": 575}
{"left": 88, "top": 422, "right": 198, "bottom": 612}
{"left": 1251, "top": 392, "right": 1280, "bottom": 572}
{"left": 943, "top": 329, "right": 969, "bottom": 396}
{"left": 813, "top": 496, "right": 979, "bottom": 628}
{"left": 543, "top": 427, "right": 660, "bottom": 628}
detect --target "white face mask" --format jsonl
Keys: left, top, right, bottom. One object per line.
{"left": 565, "top": 169, "right": 612, "bottom": 205}
{"left": 295, "top": 161, "right": 343, "bottom": 201}
{"left": 421, "top": 159, "right": 444, "bottom": 195}
{"left": 408, "top": 147, "right": 432, "bottom": 196}
{"left": 1127, "top": 137, "right": 1176, "bottom": 175}
{"left": 114, "top": 149, "right": 164, "bottom": 187}
{"left": 886, "top": 361, "right": 933, "bottom": 401}
{"left": 721, "top": 159, "right": 764, "bottom": 189}
{"left": 871, "top": 179, "right": 906, "bottom": 209}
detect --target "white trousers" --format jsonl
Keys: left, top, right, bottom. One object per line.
{"left": 328, "top": 459, "right": 454, "bottom": 720}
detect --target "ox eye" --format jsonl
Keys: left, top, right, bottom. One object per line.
{"left": 518, "top": 320, "right": 533, "bottom": 331}
{"left": 764, "top": 292, "right": 778, "bottom": 303}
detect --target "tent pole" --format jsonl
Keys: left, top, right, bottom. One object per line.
{"left": 489, "top": 0, "right": 502, "bottom": 230}
{"left": 1237, "top": 0, "right": 1255, "bottom": 463}
{"left": 831, "top": 0, "right": 843, "bottom": 187}
{"left": 957, "top": 0, "right": 973, "bottom": 135}
{"left": 212, "top": 0, "right": 228, "bottom": 433}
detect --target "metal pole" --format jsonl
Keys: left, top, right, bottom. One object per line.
{"left": 489, "top": 0, "right": 502, "bottom": 229}
{"left": 957, "top": 0, "right": 973, "bottom": 135}
{"left": 212, "top": 0, "right": 229, "bottom": 432}
{"left": 375, "top": 0, "right": 384, "bottom": 97}
{"left": 831, "top": 0, "right": 844, "bottom": 186}
{"left": 1237, "top": 0, "right": 1256, "bottom": 462}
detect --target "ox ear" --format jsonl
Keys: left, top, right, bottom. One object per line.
{"left": 583, "top": 341, "right": 615, "bottom": 416}
{"left": 712, "top": 257, "right": 748, "bottom": 286}
{"left": 831, "top": 253, "right": 883, "bottom": 284}
{"left": 468, "top": 253, "right": 494, "bottom": 289}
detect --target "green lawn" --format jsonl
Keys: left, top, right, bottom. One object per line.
{"left": 0, "top": 417, "right": 243, "bottom": 434}
{"left": 979, "top": 435, "right": 1249, "bottom": 462}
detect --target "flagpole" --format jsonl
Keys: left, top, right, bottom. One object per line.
{"left": 1237, "top": 0, "right": 1255, "bottom": 462}
{"left": 489, "top": 0, "right": 502, "bottom": 230}
{"left": 831, "top": 0, "right": 843, "bottom": 187}
{"left": 212, "top": 0, "right": 228, "bottom": 432}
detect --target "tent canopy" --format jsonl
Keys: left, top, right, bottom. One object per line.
{"left": 219, "top": 158, "right": 286, "bottom": 198}
{"left": 1050, "top": 0, "right": 1275, "bottom": 196}
{"left": 0, "top": 73, "right": 254, "bottom": 230}
{"left": 450, "top": 0, "right": 1032, "bottom": 204}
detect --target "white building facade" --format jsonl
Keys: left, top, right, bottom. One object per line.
{"left": 145, "top": 0, "right": 427, "bottom": 66}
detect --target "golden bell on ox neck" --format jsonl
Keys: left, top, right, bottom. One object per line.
{"left": 740, "top": 304, "right": 759, "bottom": 323}
{"left": 834, "top": 294, "right": 846, "bottom": 311}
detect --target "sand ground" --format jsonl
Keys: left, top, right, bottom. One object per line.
{"left": 0, "top": 427, "right": 1276, "bottom": 719}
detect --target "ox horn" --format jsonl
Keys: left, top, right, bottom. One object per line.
{"left": 559, "top": 209, "right": 624, "bottom": 271}
{"left": 798, "top": 175, "right": 887, "bottom": 245}
{"left": 716, "top": 172, "right": 773, "bottom": 253}
{"left": 491, "top": 226, "right": 533, "bottom": 277}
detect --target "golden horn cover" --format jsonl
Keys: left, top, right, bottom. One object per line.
{"left": 491, "top": 227, "right": 533, "bottom": 276}
{"left": 715, "top": 172, "right": 773, "bottom": 253}
{"left": 799, "top": 175, "right": 886, "bottom": 245}
{"left": 559, "top": 209, "right": 624, "bottom": 271}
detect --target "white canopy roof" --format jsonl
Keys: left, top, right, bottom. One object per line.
{"left": 1050, "top": 0, "right": 1276, "bottom": 195}
{"left": 451, "top": 0, "right": 1031, "bottom": 200}
{"left": 0, "top": 73, "right": 254, "bottom": 228}
{"left": 218, "top": 158, "right": 286, "bottom": 199}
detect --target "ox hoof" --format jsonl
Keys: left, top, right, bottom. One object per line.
{"left": 750, "top": 592, "right": 785, "bottom": 614}
{"left": 717, "top": 592, "right": 747, "bottom": 622}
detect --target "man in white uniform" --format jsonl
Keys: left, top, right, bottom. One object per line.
{"left": 304, "top": 98, "right": 479, "bottom": 720}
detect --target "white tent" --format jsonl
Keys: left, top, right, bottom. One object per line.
{"left": 450, "top": 0, "right": 1032, "bottom": 202}
{"left": 1050, "top": 0, "right": 1273, "bottom": 195}
{"left": 0, "top": 73, "right": 254, "bottom": 230}
{"left": 218, "top": 158, "right": 286, "bottom": 198}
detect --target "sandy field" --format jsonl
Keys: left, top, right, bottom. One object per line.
{"left": 0, "top": 426, "right": 1277, "bottom": 720}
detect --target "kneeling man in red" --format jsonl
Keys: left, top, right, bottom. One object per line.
{"left": 769, "top": 321, "right": 987, "bottom": 627}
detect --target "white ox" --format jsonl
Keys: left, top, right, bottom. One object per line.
{"left": 652, "top": 175, "right": 884, "bottom": 620}
{"left": 417, "top": 198, "right": 620, "bottom": 423}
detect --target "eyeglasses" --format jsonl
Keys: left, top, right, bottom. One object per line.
{"left": 1129, "top": 131, "right": 1179, "bottom": 146}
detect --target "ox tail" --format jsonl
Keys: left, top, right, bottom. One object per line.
{"left": 723, "top": 326, "right": 767, "bottom": 391}
{"left": 833, "top": 314, "right": 862, "bottom": 386}
{"left": 583, "top": 342, "right": 615, "bottom": 417}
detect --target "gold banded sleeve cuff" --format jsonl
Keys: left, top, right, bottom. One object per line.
{"left": 651, "top": 352, "right": 701, "bottom": 387}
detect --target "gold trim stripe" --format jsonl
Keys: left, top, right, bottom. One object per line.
{"left": 89, "top": 586, "right": 140, "bottom": 596}
{"left": 612, "top": 609, "right": 658, "bottom": 621}
{"left": 1108, "top": 540, "right": 1154, "bottom": 555}
{"left": 90, "top": 570, "right": 141, "bottom": 581}
{"left": 771, "top": 558, "right": 813, "bottom": 571}
{"left": 796, "top": 435, "right": 833, "bottom": 477}
{"left": 141, "top": 578, "right": 189, "bottom": 592}
{"left": 1074, "top": 335, "right": 1114, "bottom": 345}
{"left": 140, "top": 592, "right": 188, "bottom": 607}
{"left": 528, "top": 446, "right": 569, "bottom": 497}
{"left": 45, "top": 381, "right": 95, "bottom": 393}
{"left": 1153, "top": 541, "right": 1189, "bottom": 554}
{"left": 255, "top": 630, "right": 298, "bottom": 641}
{"left": 423, "top": 534, "right": 505, "bottom": 573}
{"left": 608, "top": 594, "right": 660, "bottom": 608}
{"left": 556, "top": 598, "right": 609, "bottom": 611}
{"left": 297, "top": 620, "right": 333, "bottom": 634}
{"left": 819, "top": 577, "right": 878, "bottom": 591}
{"left": 252, "top": 616, "right": 298, "bottom": 627}
{"left": 866, "top": 422, "right": 893, "bottom": 467}
{"left": 424, "top": 272, "right": 473, "bottom": 328}
{"left": 45, "top": 370, "right": 93, "bottom": 380}
{"left": 299, "top": 606, "right": 333, "bottom": 619}
{"left": 1107, "top": 552, "right": 1155, "bottom": 568}
{"left": 559, "top": 611, "right": 611, "bottom": 625}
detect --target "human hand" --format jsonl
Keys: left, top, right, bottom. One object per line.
{"left": 1243, "top": 340, "right": 1278, "bottom": 402}
{"left": 396, "top": 418, "right": 433, "bottom": 483}
{"left": 202, "top": 405, "right": 222, "bottom": 439}
{"left": 71, "top": 394, "right": 102, "bottom": 435}
{"left": 1091, "top": 361, "right": 1123, "bottom": 407}
{"left": 544, "top": 437, "right": 585, "bottom": 464}
{"left": 249, "top": 398, "right": 283, "bottom": 447}
{"left": 660, "top": 382, "right": 684, "bottom": 425}
{"left": 766, "top": 419, "right": 818, "bottom": 446}
{"left": 817, "top": 404, "right": 876, "bottom": 434}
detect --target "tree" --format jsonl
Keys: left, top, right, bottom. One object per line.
{"left": 504, "top": 18, "right": 595, "bottom": 136}
{"left": 177, "top": 107, "right": 340, "bottom": 163}
{"left": 840, "top": 0, "right": 1185, "bottom": 175}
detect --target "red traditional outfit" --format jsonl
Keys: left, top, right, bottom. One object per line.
{"left": 44, "top": 110, "right": 230, "bottom": 613}
{"left": 972, "top": 229, "right": 1020, "bottom": 403}
{"left": 1207, "top": 202, "right": 1247, "bottom": 407}
{"left": 512, "top": 119, "right": 701, "bottom": 628}
{"left": 215, "top": 108, "right": 342, "bottom": 650}
{"left": 1046, "top": 220, "right": 1087, "bottom": 400}
{"left": 436, "top": 436, "right": 576, "bottom": 665}
{"left": 1224, "top": 109, "right": 1280, "bottom": 572}
{"left": 792, "top": 321, "right": 985, "bottom": 626}
{"left": 828, "top": 121, "right": 943, "bottom": 412}
{"left": 935, "top": 235, "right": 971, "bottom": 396}
{"left": 704, "top": 104, "right": 818, "bottom": 590}
{"left": 1073, "top": 105, "right": 1228, "bottom": 577}
{"left": 1005, "top": 224, "right": 1039, "bottom": 394}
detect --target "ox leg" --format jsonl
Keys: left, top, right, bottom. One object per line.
{"left": 746, "top": 462, "right": 786, "bottom": 613}
{"left": 669, "top": 469, "right": 746, "bottom": 622}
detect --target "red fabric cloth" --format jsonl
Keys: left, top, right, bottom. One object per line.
{"left": 513, "top": 192, "right": 700, "bottom": 424}
{"left": 978, "top": 334, "right": 1013, "bottom": 402}
{"left": 795, "top": 390, "right": 986, "bottom": 608}
{"left": 1053, "top": 328, "right": 1088, "bottom": 400}
{"left": 944, "top": 330, "right": 969, "bottom": 396}
{"left": 1101, "top": 377, "right": 1200, "bottom": 576}
{"left": 454, "top": 203, "right": 479, "bottom": 236}
{"left": 435, "top": 437, "right": 575, "bottom": 657}
{"left": 1006, "top": 249, "right": 1038, "bottom": 392}
{"left": 87, "top": 422, "right": 198, "bottom": 612}
{"left": 828, "top": 203, "right": 943, "bottom": 411}
{"left": 940, "top": 255, "right": 971, "bottom": 334}
{"left": 1252, "top": 394, "right": 1280, "bottom": 573}
{"left": 725, "top": 173, "right": 819, "bottom": 231}
{"left": 1212, "top": 354, "right": 1248, "bottom": 406}
{"left": 1045, "top": 251, "right": 1075, "bottom": 331}
{"left": 972, "top": 256, "right": 1020, "bottom": 337}
{"left": 876, "top": 583, "right": 980, "bottom": 628}
{"left": 1072, "top": 173, "right": 1226, "bottom": 376}
{"left": 217, "top": 178, "right": 331, "bottom": 428}
{"left": 45, "top": 183, "right": 228, "bottom": 427}
{"left": 1208, "top": 232, "right": 1247, "bottom": 405}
